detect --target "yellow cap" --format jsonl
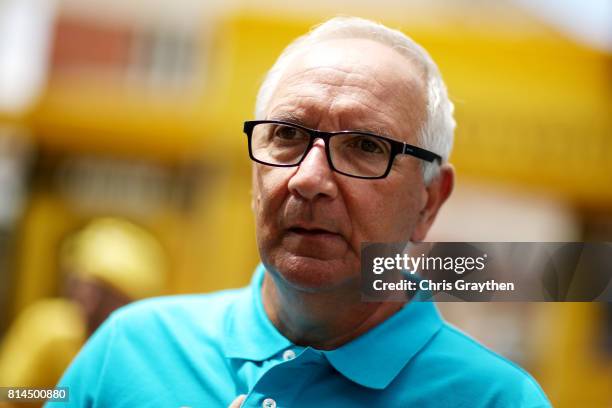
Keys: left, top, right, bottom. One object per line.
{"left": 61, "top": 217, "right": 167, "bottom": 299}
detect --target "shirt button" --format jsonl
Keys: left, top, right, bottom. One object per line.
{"left": 282, "top": 349, "right": 296, "bottom": 361}
{"left": 262, "top": 398, "right": 276, "bottom": 408}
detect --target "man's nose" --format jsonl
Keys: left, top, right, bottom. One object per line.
{"left": 287, "top": 139, "right": 339, "bottom": 201}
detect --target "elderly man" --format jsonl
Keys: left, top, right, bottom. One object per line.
{"left": 49, "top": 17, "right": 550, "bottom": 407}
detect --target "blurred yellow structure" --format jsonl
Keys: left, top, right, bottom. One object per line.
{"left": 0, "top": 299, "right": 84, "bottom": 389}
{"left": 0, "top": 3, "right": 610, "bottom": 407}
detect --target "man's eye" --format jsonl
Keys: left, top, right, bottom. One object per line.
{"left": 347, "top": 137, "right": 385, "bottom": 154}
{"left": 273, "top": 125, "right": 302, "bottom": 140}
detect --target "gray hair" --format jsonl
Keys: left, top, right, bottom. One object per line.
{"left": 254, "top": 16, "right": 455, "bottom": 184}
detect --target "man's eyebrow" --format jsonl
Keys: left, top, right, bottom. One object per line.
{"left": 351, "top": 126, "right": 395, "bottom": 138}
{"left": 269, "top": 112, "right": 306, "bottom": 125}
{"left": 345, "top": 123, "right": 400, "bottom": 140}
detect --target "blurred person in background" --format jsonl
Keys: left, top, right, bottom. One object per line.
{"left": 0, "top": 217, "right": 166, "bottom": 391}
{"left": 48, "top": 17, "right": 550, "bottom": 408}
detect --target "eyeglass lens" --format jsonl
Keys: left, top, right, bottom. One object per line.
{"left": 250, "top": 122, "right": 392, "bottom": 178}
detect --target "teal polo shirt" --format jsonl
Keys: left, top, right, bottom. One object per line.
{"left": 48, "top": 264, "right": 550, "bottom": 407}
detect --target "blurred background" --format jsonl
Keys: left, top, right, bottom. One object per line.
{"left": 0, "top": 0, "right": 610, "bottom": 406}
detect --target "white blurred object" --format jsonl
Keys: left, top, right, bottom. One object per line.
{"left": 513, "top": 0, "right": 612, "bottom": 52}
{"left": 0, "top": 0, "right": 56, "bottom": 113}
{"left": 428, "top": 179, "right": 580, "bottom": 242}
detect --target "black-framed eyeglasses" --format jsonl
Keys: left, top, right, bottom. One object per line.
{"left": 243, "top": 120, "right": 442, "bottom": 179}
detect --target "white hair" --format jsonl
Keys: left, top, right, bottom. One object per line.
{"left": 255, "top": 16, "right": 455, "bottom": 184}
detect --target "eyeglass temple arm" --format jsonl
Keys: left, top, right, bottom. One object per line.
{"left": 403, "top": 143, "right": 442, "bottom": 164}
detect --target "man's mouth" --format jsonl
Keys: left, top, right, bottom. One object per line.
{"left": 283, "top": 224, "right": 347, "bottom": 256}
{"left": 288, "top": 227, "right": 337, "bottom": 236}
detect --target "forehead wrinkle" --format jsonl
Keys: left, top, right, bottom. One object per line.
{"left": 330, "top": 62, "right": 424, "bottom": 105}
{"left": 270, "top": 83, "right": 422, "bottom": 142}
{"left": 277, "top": 65, "right": 351, "bottom": 89}
{"left": 270, "top": 96, "right": 410, "bottom": 143}
{"left": 276, "top": 71, "right": 386, "bottom": 109}
{"left": 279, "top": 64, "right": 421, "bottom": 105}
{"left": 268, "top": 48, "right": 427, "bottom": 143}
{"left": 334, "top": 99, "right": 407, "bottom": 139}
{"left": 324, "top": 64, "right": 406, "bottom": 137}
{"left": 268, "top": 94, "right": 330, "bottom": 128}
{"left": 278, "top": 39, "right": 427, "bottom": 104}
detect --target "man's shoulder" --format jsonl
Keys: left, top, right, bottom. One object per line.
{"left": 49, "top": 287, "right": 252, "bottom": 407}
{"left": 415, "top": 322, "right": 550, "bottom": 406}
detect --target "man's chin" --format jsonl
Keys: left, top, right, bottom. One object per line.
{"left": 264, "top": 254, "right": 359, "bottom": 293}
{"left": 281, "top": 229, "right": 349, "bottom": 259}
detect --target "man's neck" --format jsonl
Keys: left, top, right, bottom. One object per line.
{"left": 261, "top": 272, "right": 406, "bottom": 350}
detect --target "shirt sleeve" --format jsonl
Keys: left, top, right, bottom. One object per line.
{"left": 44, "top": 314, "right": 118, "bottom": 408}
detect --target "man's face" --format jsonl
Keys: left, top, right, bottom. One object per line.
{"left": 252, "top": 38, "right": 430, "bottom": 291}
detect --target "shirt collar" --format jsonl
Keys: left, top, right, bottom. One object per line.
{"left": 323, "top": 299, "right": 443, "bottom": 389}
{"left": 223, "top": 264, "right": 444, "bottom": 390}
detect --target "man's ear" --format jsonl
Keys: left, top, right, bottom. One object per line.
{"left": 410, "top": 163, "right": 454, "bottom": 242}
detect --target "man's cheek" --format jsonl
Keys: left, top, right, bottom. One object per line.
{"left": 265, "top": 169, "right": 293, "bottom": 191}
{"left": 251, "top": 166, "right": 264, "bottom": 213}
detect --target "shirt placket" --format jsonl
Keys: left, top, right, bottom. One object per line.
{"left": 242, "top": 347, "right": 325, "bottom": 408}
